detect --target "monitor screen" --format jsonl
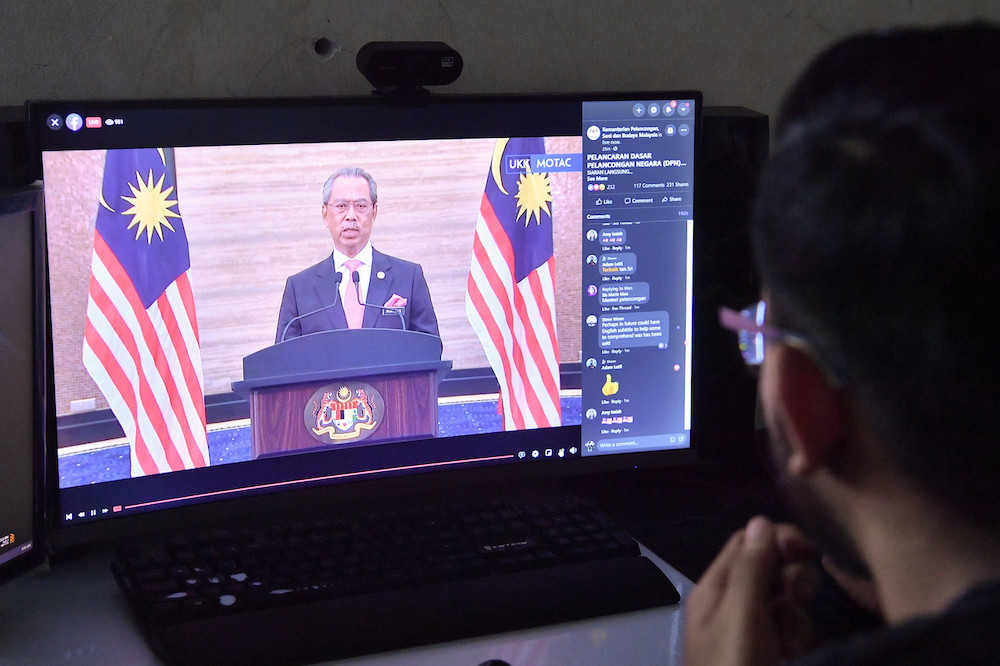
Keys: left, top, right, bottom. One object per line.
{"left": 28, "top": 92, "right": 700, "bottom": 545}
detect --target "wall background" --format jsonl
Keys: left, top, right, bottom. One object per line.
{"left": 3, "top": 1, "right": 999, "bottom": 120}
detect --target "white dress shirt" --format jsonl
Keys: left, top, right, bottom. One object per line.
{"left": 333, "top": 242, "right": 373, "bottom": 306}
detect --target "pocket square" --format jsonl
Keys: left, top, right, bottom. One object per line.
{"left": 383, "top": 294, "right": 407, "bottom": 308}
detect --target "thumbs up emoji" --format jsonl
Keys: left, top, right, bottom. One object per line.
{"left": 602, "top": 373, "right": 619, "bottom": 396}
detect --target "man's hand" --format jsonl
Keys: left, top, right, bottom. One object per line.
{"left": 684, "top": 516, "right": 820, "bottom": 666}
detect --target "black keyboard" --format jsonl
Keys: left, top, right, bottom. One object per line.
{"left": 112, "top": 496, "right": 680, "bottom": 665}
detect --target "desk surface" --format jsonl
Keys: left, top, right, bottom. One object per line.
{"left": 0, "top": 543, "right": 692, "bottom": 665}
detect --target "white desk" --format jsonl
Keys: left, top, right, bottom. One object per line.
{"left": 0, "top": 544, "right": 691, "bottom": 665}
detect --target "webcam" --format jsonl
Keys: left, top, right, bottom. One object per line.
{"left": 356, "top": 41, "right": 463, "bottom": 92}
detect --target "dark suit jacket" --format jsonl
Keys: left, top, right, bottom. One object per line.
{"left": 275, "top": 249, "right": 440, "bottom": 343}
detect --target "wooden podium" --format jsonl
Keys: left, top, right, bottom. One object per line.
{"left": 232, "top": 329, "right": 451, "bottom": 458}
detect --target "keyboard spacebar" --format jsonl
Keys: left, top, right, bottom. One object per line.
{"left": 155, "top": 555, "right": 680, "bottom": 665}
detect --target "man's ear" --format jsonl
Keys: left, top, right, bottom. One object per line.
{"left": 771, "top": 344, "right": 845, "bottom": 476}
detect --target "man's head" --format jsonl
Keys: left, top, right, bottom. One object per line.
{"left": 322, "top": 167, "right": 378, "bottom": 257}
{"left": 752, "top": 24, "right": 1000, "bottom": 543}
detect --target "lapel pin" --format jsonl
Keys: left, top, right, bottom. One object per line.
{"left": 376, "top": 271, "right": 386, "bottom": 279}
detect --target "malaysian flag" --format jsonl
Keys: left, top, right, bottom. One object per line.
{"left": 83, "top": 148, "right": 209, "bottom": 477}
{"left": 466, "top": 137, "right": 562, "bottom": 430}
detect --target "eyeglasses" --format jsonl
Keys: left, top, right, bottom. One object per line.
{"left": 326, "top": 199, "right": 373, "bottom": 214}
{"left": 718, "top": 300, "right": 842, "bottom": 387}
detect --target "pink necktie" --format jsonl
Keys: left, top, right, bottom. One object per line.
{"left": 343, "top": 259, "right": 364, "bottom": 329}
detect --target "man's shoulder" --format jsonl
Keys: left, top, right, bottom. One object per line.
{"left": 372, "top": 248, "right": 422, "bottom": 273}
{"left": 793, "top": 581, "right": 1000, "bottom": 666}
{"left": 287, "top": 254, "right": 334, "bottom": 283}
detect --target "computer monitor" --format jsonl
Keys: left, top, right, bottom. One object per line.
{"left": 27, "top": 92, "right": 700, "bottom": 548}
{"left": 0, "top": 184, "right": 45, "bottom": 582}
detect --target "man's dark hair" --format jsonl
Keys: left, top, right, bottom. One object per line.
{"left": 752, "top": 24, "right": 1000, "bottom": 526}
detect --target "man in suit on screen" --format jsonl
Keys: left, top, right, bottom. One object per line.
{"left": 275, "top": 167, "right": 440, "bottom": 343}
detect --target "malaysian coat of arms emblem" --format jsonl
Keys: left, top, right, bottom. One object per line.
{"left": 305, "top": 382, "right": 385, "bottom": 444}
